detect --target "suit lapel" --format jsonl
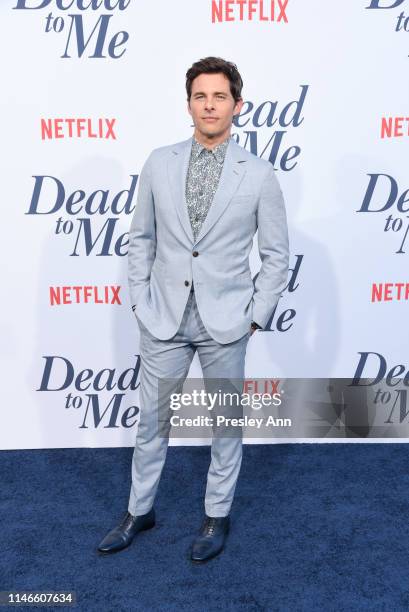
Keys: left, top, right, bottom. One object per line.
{"left": 167, "top": 135, "right": 248, "bottom": 246}
{"left": 167, "top": 136, "right": 195, "bottom": 244}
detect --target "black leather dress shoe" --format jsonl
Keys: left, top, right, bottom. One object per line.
{"left": 190, "top": 515, "right": 230, "bottom": 563}
{"left": 97, "top": 509, "right": 155, "bottom": 554}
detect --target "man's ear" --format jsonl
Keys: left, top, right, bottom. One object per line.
{"left": 234, "top": 98, "right": 244, "bottom": 116}
{"left": 187, "top": 99, "right": 192, "bottom": 117}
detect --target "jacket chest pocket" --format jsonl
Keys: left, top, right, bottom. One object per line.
{"left": 229, "top": 194, "right": 256, "bottom": 206}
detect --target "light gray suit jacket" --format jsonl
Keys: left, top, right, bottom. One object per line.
{"left": 128, "top": 135, "right": 289, "bottom": 344}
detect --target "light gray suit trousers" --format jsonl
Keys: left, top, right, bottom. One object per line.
{"left": 128, "top": 285, "right": 250, "bottom": 518}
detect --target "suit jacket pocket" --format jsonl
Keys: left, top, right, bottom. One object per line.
{"left": 229, "top": 194, "right": 256, "bottom": 209}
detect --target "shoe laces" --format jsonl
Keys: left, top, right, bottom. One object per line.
{"left": 204, "top": 516, "right": 218, "bottom": 536}
{"left": 119, "top": 512, "right": 134, "bottom": 528}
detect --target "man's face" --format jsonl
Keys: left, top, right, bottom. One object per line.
{"left": 187, "top": 72, "right": 243, "bottom": 141}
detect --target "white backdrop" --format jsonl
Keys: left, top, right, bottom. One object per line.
{"left": 1, "top": 0, "right": 408, "bottom": 449}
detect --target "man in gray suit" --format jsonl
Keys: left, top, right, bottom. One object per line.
{"left": 98, "top": 56, "right": 289, "bottom": 563}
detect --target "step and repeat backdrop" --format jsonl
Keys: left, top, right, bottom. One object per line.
{"left": 1, "top": 0, "right": 408, "bottom": 449}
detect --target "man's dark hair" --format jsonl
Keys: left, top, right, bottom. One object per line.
{"left": 185, "top": 56, "right": 243, "bottom": 103}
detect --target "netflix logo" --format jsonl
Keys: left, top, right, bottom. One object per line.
{"left": 212, "top": 0, "right": 289, "bottom": 23}
{"left": 380, "top": 116, "right": 409, "bottom": 139}
{"left": 49, "top": 285, "right": 121, "bottom": 305}
{"left": 41, "top": 118, "right": 117, "bottom": 140}
{"left": 371, "top": 282, "right": 409, "bottom": 301}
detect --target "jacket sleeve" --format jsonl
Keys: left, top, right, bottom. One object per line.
{"left": 252, "top": 163, "right": 290, "bottom": 329}
{"left": 127, "top": 152, "right": 156, "bottom": 309}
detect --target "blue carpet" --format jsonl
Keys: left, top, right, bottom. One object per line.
{"left": 1, "top": 444, "right": 409, "bottom": 611}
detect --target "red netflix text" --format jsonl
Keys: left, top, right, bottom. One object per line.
{"left": 49, "top": 285, "right": 121, "bottom": 305}
{"left": 212, "top": 0, "right": 289, "bottom": 22}
{"left": 41, "top": 118, "right": 117, "bottom": 140}
{"left": 371, "top": 283, "right": 409, "bottom": 302}
{"left": 380, "top": 117, "right": 409, "bottom": 139}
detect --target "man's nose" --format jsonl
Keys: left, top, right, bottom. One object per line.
{"left": 204, "top": 98, "right": 215, "bottom": 110}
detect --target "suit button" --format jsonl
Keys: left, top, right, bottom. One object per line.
{"left": 192, "top": 251, "right": 199, "bottom": 257}
{"left": 184, "top": 280, "right": 190, "bottom": 286}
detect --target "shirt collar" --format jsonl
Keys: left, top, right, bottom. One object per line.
{"left": 191, "top": 135, "right": 230, "bottom": 164}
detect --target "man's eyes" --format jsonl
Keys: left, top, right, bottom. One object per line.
{"left": 195, "top": 95, "right": 226, "bottom": 100}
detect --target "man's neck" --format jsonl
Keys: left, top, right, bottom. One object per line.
{"left": 193, "top": 129, "right": 231, "bottom": 150}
